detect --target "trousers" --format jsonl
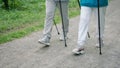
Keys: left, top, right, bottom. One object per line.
{"left": 43, "top": 0, "right": 69, "bottom": 38}
{"left": 77, "top": 6, "right": 107, "bottom": 48}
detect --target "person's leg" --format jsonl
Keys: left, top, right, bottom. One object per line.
{"left": 94, "top": 7, "right": 107, "bottom": 39}
{"left": 77, "top": 6, "right": 92, "bottom": 48}
{"left": 57, "top": 1, "right": 69, "bottom": 40}
{"left": 73, "top": 6, "right": 92, "bottom": 54}
{"left": 43, "top": 0, "right": 56, "bottom": 38}
{"left": 94, "top": 7, "right": 107, "bottom": 47}
{"left": 38, "top": 0, "right": 56, "bottom": 45}
{"left": 60, "top": 1, "right": 69, "bottom": 34}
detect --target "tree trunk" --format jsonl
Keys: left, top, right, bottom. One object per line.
{"left": 2, "top": 0, "right": 9, "bottom": 10}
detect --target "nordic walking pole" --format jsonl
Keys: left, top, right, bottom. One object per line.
{"left": 53, "top": 19, "right": 60, "bottom": 35}
{"left": 77, "top": 0, "right": 81, "bottom": 9}
{"left": 59, "top": 0, "right": 67, "bottom": 47}
{"left": 77, "top": 0, "right": 90, "bottom": 38}
{"left": 97, "top": 0, "right": 102, "bottom": 55}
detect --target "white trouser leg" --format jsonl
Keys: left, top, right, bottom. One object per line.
{"left": 77, "top": 6, "right": 107, "bottom": 48}
{"left": 94, "top": 7, "right": 107, "bottom": 39}
{"left": 77, "top": 6, "right": 92, "bottom": 48}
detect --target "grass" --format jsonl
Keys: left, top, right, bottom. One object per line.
{"left": 0, "top": 0, "right": 80, "bottom": 44}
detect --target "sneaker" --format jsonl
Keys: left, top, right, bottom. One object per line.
{"left": 38, "top": 36, "right": 50, "bottom": 46}
{"left": 59, "top": 33, "right": 68, "bottom": 41}
{"left": 72, "top": 48, "right": 85, "bottom": 55}
{"left": 95, "top": 40, "right": 104, "bottom": 48}
{"left": 59, "top": 32, "right": 68, "bottom": 41}
{"left": 59, "top": 36, "right": 68, "bottom": 41}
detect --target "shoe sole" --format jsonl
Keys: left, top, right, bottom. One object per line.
{"left": 95, "top": 43, "right": 104, "bottom": 48}
{"left": 38, "top": 41, "right": 50, "bottom": 46}
{"left": 59, "top": 37, "right": 68, "bottom": 41}
{"left": 72, "top": 50, "right": 85, "bottom": 55}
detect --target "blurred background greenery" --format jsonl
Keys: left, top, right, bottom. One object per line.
{"left": 0, "top": 0, "right": 80, "bottom": 44}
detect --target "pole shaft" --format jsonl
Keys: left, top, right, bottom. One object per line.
{"left": 53, "top": 19, "right": 60, "bottom": 35}
{"left": 59, "top": 0, "right": 67, "bottom": 47}
{"left": 97, "top": 0, "right": 102, "bottom": 55}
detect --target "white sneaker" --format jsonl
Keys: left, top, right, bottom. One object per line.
{"left": 60, "top": 34, "right": 68, "bottom": 41}
{"left": 95, "top": 40, "right": 104, "bottom": 48}
{"left": 72, "top": 48, "right": 85, "bottom": 55}
{"left": 59, "top": 32, "right": 68, "bottom": 41}
{"left": 59, "top": 36, "right": 68, "bottom": 41}
{"left": 38, "top": 36, "right": 50, "bottom": 46}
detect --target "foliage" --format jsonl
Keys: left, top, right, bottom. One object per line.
{"left": 0, "top": 0, "right": 79, "bottom": 44}
{"left": 0, "top": 0, "right": 45, "bottom": 10}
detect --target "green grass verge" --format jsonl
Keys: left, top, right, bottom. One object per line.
{"left": 0, "top": 0, "right": 80, "bottom": 44}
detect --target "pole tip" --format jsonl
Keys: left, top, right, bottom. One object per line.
{"left": 99, "top": 52, "right": 102, "bottom": 55}
{"left": 65, "top": 44, "right": 67, "bottom": 47}
{"left": 58, "top": 33, "right": 60, "bottom": 35}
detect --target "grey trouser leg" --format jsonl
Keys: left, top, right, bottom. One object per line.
{"left": 43, "top": 0, "right": 56, "bottom": 38}
{"left": 43, "top": 0, "right": 69, "bottom": 38}
{"left": 57, "top": 1, "right": 69, "bottom": 35}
